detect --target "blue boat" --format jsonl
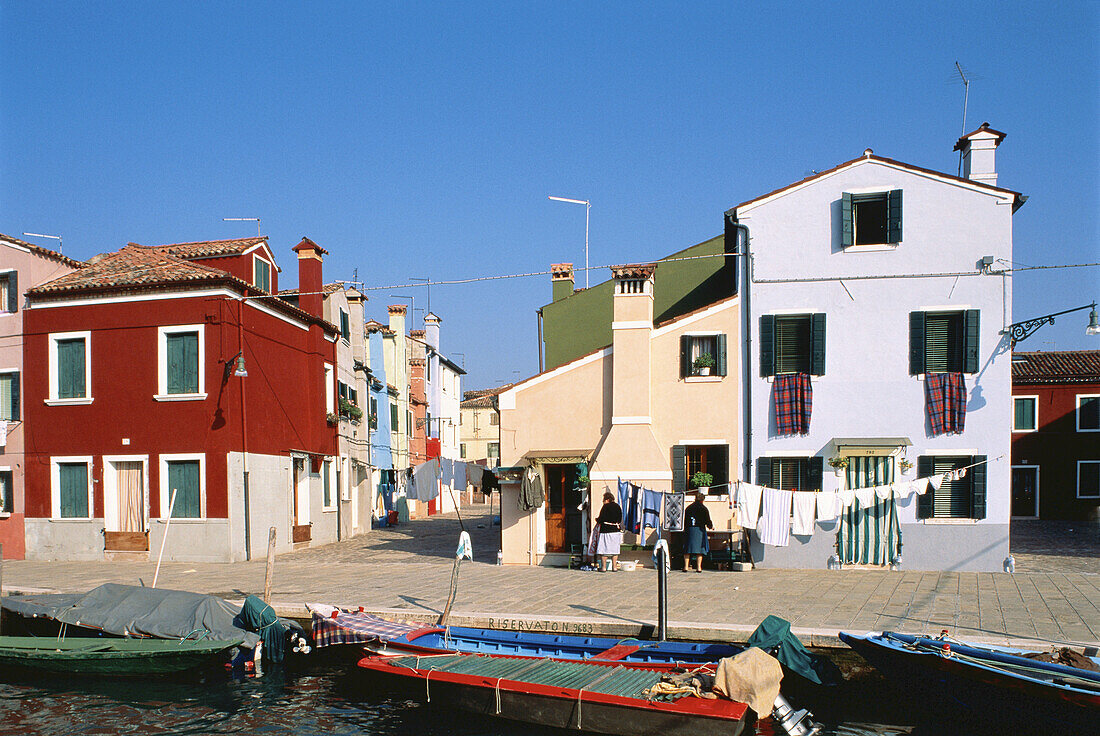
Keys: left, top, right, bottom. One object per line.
{"left": 839, "top": 631, "right": 1100, "bottom": 730}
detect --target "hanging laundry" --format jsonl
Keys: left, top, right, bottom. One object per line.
{"left": 912, "top": 478, "right": 929, "bottom": 496}
{"left": 875, "top": 484, "right": 893, "bottom": 500}
{"left": 854, "top": 486, "right": 877, "bottom": 509}
{"left": 774, "top": 372, "right": 813, "bottom": 436}
{"left": 791, "top": 492, "right": 817, "bottom": 536}
{"left": 757, "top": 488, "right": 792, "bottom": 547}
{"left": 837, "top": 489, "right": 855, "bottom": 508}
{"left": 626, "top": 483, "right": 643, "bottom": 534}
{"left": 816, "top": 490, "right": 840, "bottom": 521}
{"left": 466, "top": 463, "right": 482, "bottom": 487}
{"left": 737, "top": 481, "right": 763, "bottom": 530}
{"left": 662, "top": 492, "right": 685, "bottom": 532}
{"left": 928, "top": 474, "right": 945, "bottom": 491}
{"left": 641, "top": 488, "right": 663, "bottom": 540}
{"left": 926, "top": 372, "right": 967, "bottom": 435}
{"left": 519, "top": 467, "right": 544, "bottom": 510}
{"left": 413, "top": 459, "right": 440, "bottom": 501}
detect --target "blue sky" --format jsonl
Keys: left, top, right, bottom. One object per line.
{"left": 3, "top": 2, "right": 1097, "bottom": 389}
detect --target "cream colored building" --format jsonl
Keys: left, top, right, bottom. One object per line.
{"left": 459, "top": 388, "right": 505, "bottom": 467}
{"left": 498, "top": 264, "right": 740, "bottom": 565}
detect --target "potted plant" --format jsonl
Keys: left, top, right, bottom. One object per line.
{"left": 828, "top": 456, "right": 848, "bottom": 475}
{"left": 326, "top": 412, "right": 338, "bottom": 425}
{"left": 693, "top": 353, "right": 716, "bottom": 376}
{"left": 899, "top": 458, "right": 914, "bottom": 474}
{"left": 691, "top": 471, "right": 713, "bottom": 492}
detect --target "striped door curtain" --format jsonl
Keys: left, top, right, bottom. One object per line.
{"left": 837, "top": 457, "right": 899, "bottom": 566}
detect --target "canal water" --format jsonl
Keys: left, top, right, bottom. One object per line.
{"left": 0, "top": 659, "right": 983, "bottom": 736}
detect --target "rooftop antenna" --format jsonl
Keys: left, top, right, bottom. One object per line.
{"left": 953, "top": 61, "right": 971, "bottom": 176}
{"left": 223, "top": 217, "right": 262, "bottom": 237}
{"left": 23, "top": 232, "right": 63, "bottom": 254}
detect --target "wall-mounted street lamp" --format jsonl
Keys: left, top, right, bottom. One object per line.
{"left": 548, "top": 195, "right": 590, "bottom": 288}
{"left": 223, "top": 351, "right": 248, "bottom": 380}
{"left": 1003, "top": 302, "right": 1100, "bottom": 346}
{"left": 23, "top": 232, "right": 63, "bottom": 253}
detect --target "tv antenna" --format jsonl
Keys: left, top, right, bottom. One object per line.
{"left": 953, "top": 61, "right": 971, "bottom": 176}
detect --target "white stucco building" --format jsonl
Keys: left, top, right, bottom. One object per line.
{"left": 729, "top": 124, "right": 1023, "bottom": 572}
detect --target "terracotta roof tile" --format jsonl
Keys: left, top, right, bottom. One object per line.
{"left": 461, "top": 385, "right": 513, "bottom": 408}
{"left": 28, "top": 245, "right": 230, "bottom": 295}
{"left": 131, "top": 236, "right": 268, "bottom": 259}
{"left": 1, "top": 233, "right": 85, "bottom": 269}
{"left": 1013, "top": 350, "right": 1100, "bottom": 384}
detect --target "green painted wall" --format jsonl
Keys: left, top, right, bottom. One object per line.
{"left": 541, "top": 234, "right": 736, "bottom": 370}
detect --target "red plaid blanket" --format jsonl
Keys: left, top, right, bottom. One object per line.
{"left": 774, "top": 372, "right": 812, "bottom": 435}
{"left": 926, "top": 372, "right": 966, "bottom": 435}
{"left": 310, "top": 608, "right": 426, "bottom": 648}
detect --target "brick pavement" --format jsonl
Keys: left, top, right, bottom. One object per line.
{"left": 2, "top": 505, "right": 1097, "bottom": 649}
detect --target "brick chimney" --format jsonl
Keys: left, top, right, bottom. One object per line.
{"left": 954, "top": 122, "right": 1006, "bottom": 186}
{"left": 551, "top": 263, "right": 574, "bottom": 302}
{"left": 292, "top": 238, "right": 328, "bottom": 317}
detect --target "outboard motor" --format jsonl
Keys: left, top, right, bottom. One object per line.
{"left": 772, "top": 693, "right": 821, "bottom": 736}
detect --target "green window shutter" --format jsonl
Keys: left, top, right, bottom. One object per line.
{"left": 10, "top": 371, "right": 18, "bottom": 421}
{"left": 168, "top": 460, "right": 200, "bottom": 518}
{"left": 756, "top": 457, "right": 772, "bottom": 486}
{"left": 340, "top": 311, "right": 350, "bottom": 341}
{"left": 810, "top": 313, "right": 826, "bottom": 376}
{"left": 841, "top": 193, "right": 853, "bottom": 247}
{"left": 716, "top": 334, "right": 728, "bottom": 377}
{"left": 390, "top": 403, "right": 399, "bottom": 428}
{"left": 57, "top": 338, "right": 86, "bottom": 399}
{"left": 59, "top": 462, "right": 89, "bottom": 518}
{"left": 680, "top": 335, "right": 691, "bottom": 378}
{"left": 760, "top": 315, "right": 775, "bottom": 377}
{"left": 1014, "top": 398, "right": 1035, "bottom": 430}
{"left": 672, "top": 445, "right": 686, "bottom": 491}
{"left": 909, "top": 312, "right": 926, "bottom": 375}
{"left": 970, "top": 455, "right": 987, "bottom": 519}
{"left": 886, "top": 189, "right": 903, "bottom": 243}
{"left": 964, "top": 309, "right": 980, "bottom": 373}
{"left": 808, "top": 456, "right": 823, "bottom": 492}
{"left": 0, "top": 372, "right": 17, "bottom": 421}
{"left": 167, "top": 332, "right": 199, "bottom": 394}
{"left": 323, "top": 461, "right": 332, "bottom": 506}
{"left": 6, "top": 272, "right": 16, "bottom": 313}
{"left": 916, "top": 456, "right": 933, "bottom": 518}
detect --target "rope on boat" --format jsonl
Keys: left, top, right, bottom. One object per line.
{"left": 575, "top": 665, "right": 623, "bottom": 729}
{"left": 494, "top": 677, "right": 503, "bottom": 714}
{"left": 425, "top": 667, "right": 434, "bottom": 703}
{"left": 901, "top": 637, "right": 1100, "bottom": 688}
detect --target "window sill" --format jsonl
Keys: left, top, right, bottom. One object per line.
{"left": 843, "top": 243, "right": 899, "bottom": 253}
{"left": 0, "top": 512, "right": 11, "bottom": 519}
{"left": 48, "top": 517, "right": 96, "bottom": 522}
{"left": 322, "top": 507, "right": 337, "bottom": 513}
{"left": 1011, "top": 428, "right": 1037, "bottom": 433}
{"left": 1076, "top": 428, "right": 1100, "bottom": 433}
{"left": 921, "top": 518, "right": 980, "bottom": 525}
{"left": 154, "top": 393, "right": 208, "bottom": 402}
{"left": 685, "top": 376, "right": 723, "bottom": 383}
{"left": 152, "top": 517, "right": 206, "bottom": 523}
{"left": 44, "top": 398, "right": 94, "bottom": 406}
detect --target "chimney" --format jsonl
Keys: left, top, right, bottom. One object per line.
{"left": 424, "top": 312, "right": 441, "bottom": 351}
{"left": 292, "top": 238, "right": 328, "bottom": 317}
{"left": 551, "top": 263, "right": 574, "bottom": 302}
{"left": 387, "top": 304, "right": 407, "bottom": 339}
{"left": 954, "top": 122, "right": 1006, "bottom": 186}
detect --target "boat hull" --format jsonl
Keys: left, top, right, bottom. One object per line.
{"left": 0, "top": 636, "right": 242, "bottom": 676}
{"left": 839, "top": 632, "right": 1100, "bottom": 730}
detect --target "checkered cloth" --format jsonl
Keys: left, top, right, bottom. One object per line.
{"left": 774, "top": 372, "right": 812, "bottom": 436}
{"left": 310, "top": 609, "right": 426, "bottom": 648}
{"left": 926, "top": 372, "right": 966, "bottom": 436}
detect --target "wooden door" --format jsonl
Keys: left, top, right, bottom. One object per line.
{"left": 544, "top": 466, "right": 568, "bottom": 553}
{"left": 292, "top": 458, "right": 311, "bottom": 542}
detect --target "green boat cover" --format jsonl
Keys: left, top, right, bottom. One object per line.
{"left": 237, "top": 595, "right": 287, "bottom": 663}
{"left": 745, "top": 615, "right": 841, "bottom": 685}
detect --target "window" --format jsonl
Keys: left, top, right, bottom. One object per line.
{"left": 254, "top": 257, "right": 271, "bottom": 293}
{"left": 48, "top": 332, "right": 91, "bottom": 402}
{"left": 760, "top": 314, "right": 825, "bottom": 376}
{"left": 324, "top": 364, "right": 334, "bottom": 413}
{"left": 162, "top": 456, "right": 203, "bottom": 518}
{"left": 1013, "top": 396, "right": 1037, "bottom": 432}
{"left": 1077, "top": 395, "right": 1100, "bottom": 432}
{"left": 369, "top": 397, "right": 378, "bottom": 429}
{"left": 0, "top": 371, "right": 18, "bottom": 421}
{"left": 0, "top": 271, "right": 16, "bottom": 313}
{"left": 407, "top": 410, "right": 413, "bottom": 437}
{"left": 51, "top": 458, "right": 92, "bottom": 518}
{"left": 489, "top": 412, "right": 499, "bottom": 426}
{"left": 390, "top": 402, "right": 399, "bottom": 430}
{"left": 157, "top": 325, "right": 204, "bottom": 399}
{"left": 322, "top": 460, "right": 332, "bottom": 508}
{"left": 680, "top": 334, "right": 728, "bottom": 378}
{"left": 1079, "top": 461, "right": 1100, "bottom": 499}
{"left": 460, "top": 443, "right": 466, "bottom": 459}
{"left": 487, "top": 443, "right": 500, "bottom": 462}
{"left": 755, "top": 456, "right": 823, "bottom": 492}
{"left": 842, "top": 190, "right": 902, "bottom": 247}
{"left": 672, "top": 444, "right": 730, "bottom": 495}
{"left": 917, "top": 455, "right": 987, "bottom": 519}
{"left": 910, "top": 310, "right": 979, "bottom": 374}
{"left": 0, "top": 469, "right": 13, "bottom": 514}
{"left": 339, "top": 310, "right": 350, "bottom": 342}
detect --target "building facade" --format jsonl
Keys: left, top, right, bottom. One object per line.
{"left": 0, "top": 234, "right": 83, "bottom": 559}
{"left": 731, "top": 124, "right": 1023, "bottom": 572}
{"left": 460, "top": 387, "right": 505, "bottom": 467}
{"left": 1011, "top": 350, "right": 1100, "bottom": 521}
{"left": 21, "top": 236, "right": 338, "bottom": 562}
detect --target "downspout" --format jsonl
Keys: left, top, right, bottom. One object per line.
{"left": 725, "top": 213, "right": 753, "bottom": 483}
{"left": 536, "top": 308, "right": 544, "bottom": 373}
{"left": 239, "top": 298, "right": 252, "bottom": 561}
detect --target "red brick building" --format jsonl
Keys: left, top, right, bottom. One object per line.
{"left": 21, "top": 237, "right": 338, "bottom": 561}
{"left": 1011, "top": 350, "right": 1100, "bottom": 520}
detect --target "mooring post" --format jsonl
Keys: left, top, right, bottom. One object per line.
{"left": 655, "top": 540, "right": 668, "bottom": 641}
{"left": 263, "top": 526, "right": 277, "bottom": 603}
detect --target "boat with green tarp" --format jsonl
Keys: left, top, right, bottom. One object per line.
{"left": 0, "top": 636, "right": 243, "bottom": 675}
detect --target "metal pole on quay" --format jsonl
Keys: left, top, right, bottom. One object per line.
{"left": 654, "top": 540, "right": 669, "bottom": 641}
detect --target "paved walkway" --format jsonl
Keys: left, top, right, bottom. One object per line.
{"left": 3, "top": 505, "right": 1097, "bottom": 649}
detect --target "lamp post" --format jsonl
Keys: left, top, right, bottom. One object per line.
{"left": 1003, "top": 302, "right": 1100, "bottom": 346}
{"left": 548, "top": 196, "right": 590, "bottom": 288}
{"left": 23, "top": 232, "right": 62, "bottom": 254}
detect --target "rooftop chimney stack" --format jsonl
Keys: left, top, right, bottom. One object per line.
{"left": 292, "top": 238, "right": 328, "bottom": 317}
{"left": 954, "top": 122, "right": 1006, "bottom": 187}
{"left": 551, "top": 263, "right": 575, "bottom": 302}
{"left": 424, "top": 312, "right": 441, "bottom": 351}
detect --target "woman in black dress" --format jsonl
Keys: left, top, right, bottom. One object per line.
{"left": 683, "top": 491, "right": 713, "bottom": 572}
{"left": 595, "top": 490, "right": 623, "bottom": 571}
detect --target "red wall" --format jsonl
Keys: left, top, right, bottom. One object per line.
{"left": 190, "top": 250, "right": 278, "bottom": 294}
{"left": 22, "top": 291, "right": 335, "bottom": 520}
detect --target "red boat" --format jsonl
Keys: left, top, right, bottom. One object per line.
{"left": 357, "top": 650, "right": 751, "bottom": 736}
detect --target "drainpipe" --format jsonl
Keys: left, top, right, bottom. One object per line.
{"left": 239, "top": 298, "right": 252, "bottom": 561}
{"left": 724, "top": 213, "right": 753, "bottom": 483}
{"left": 536, "top": 308, "right": 544, "bottom": 373}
